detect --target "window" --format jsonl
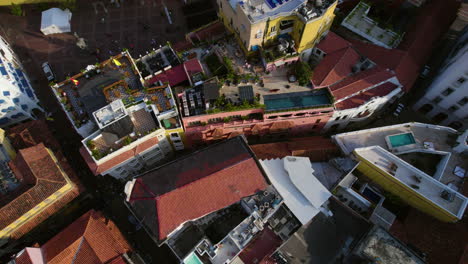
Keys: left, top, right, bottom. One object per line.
{"left": 441, "top": 88, "right": 454, "bottom": 96}
{"left": 456, "top": 77, "right": 465, "bottom": 84}
{"left": 3, "top": 91, "right": 10, "bottom": 96}
{"left": 335, "top": 116, "right": 341, "bottom": 121}
{"left": 448, "top": 121, "right": 463, "bottom": 130}
{"left": 279, "top": 20, "right": 294, "bottom": 30}
{"left": 458, "top": 97, "right": 468, "bottom": 106}
{"left": 255, "top": 29, "right": 263, "bottom": 39}
{"left": 342, "top": 115, "right": 348, "bottom": 119}
{"left": 12, "top": 97, "right": 19, "bottom": 103}
{"left": 448, "top": 105, "right": 459, "bottom": 112}
{"left": 241, "top": 24, "right": 246, "bottom": 32}
{"left": 270, "top": 26, "right": 276, "bottom": 33}
{"left": 171, "top": 132, "right": 179, "bottom": 137}
{"left": 21, "top": 104, "right": 28, "bottom": 110}
{"left": 432, "top": 96, "right": 442, "bottom": 104}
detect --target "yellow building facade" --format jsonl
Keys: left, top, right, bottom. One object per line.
{"left": 0, "top": 148, "right": 75, "bottom": 241}
{"left": 355, "top": 153, "right": 460, "bottom": 223}
{"left": 0, "top": 128, "right": 16, "bottom": 160}
{"left": 218, "top": 0, "right": 337, "bottom": 54}
{"left": 0, "top": 0, "right": 56, "bottom": 6}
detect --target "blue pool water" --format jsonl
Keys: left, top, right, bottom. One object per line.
{"left": 388, "top": 133, "right": 416, "bottom": 148}
{"left": 184, "top": 253, "right": 203, "bottom": 264}
{"left": 264, "top": 90, "right": 331, "bottom": 111}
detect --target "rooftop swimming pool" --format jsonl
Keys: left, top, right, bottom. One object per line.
{"left": 388, "top": 133, "right": 416, "bottom": 148}
{"left": 184, "top": 252, "right": 203, "bottom": 264}
{"left": 263, "top": 90, "right": 331, "bottom": 112}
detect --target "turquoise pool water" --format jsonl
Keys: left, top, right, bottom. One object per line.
{"left": 184, "top": 253, "right": 203, "bottom": 264}
{"left": 264, "top": 91, "right": 331, "bottom": 111}
{"left": 388, "top": 133, "right": 416, "bottom": 148}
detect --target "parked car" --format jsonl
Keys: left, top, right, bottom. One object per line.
{"left": 42, "top": 62, "right": 55, "bottom": 81}
{"left": 420, "top": 65, "right": 430, "bottom": 78}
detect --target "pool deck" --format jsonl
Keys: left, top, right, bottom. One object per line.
{"left": 333, "top": 123, "right": 468, "bottom": 190}
{"left": 219, "top": 68, "right": 311, "bottom": 105}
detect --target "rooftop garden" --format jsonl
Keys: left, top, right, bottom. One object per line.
{"left": 86, "top": 127, "right": 159, "bottom": 160}
{"left": 293, "top": 61, "right": 312, "bottom": 86}
{"left": 52, "top": 52, "right": 141, "bottom": 129}
{"left": 206, "top": 94, "right": 265, "bottom": 114}
{"left": 205, "top": 53, "right": 228, "bottom": 76}
{"left": 262, "top": 39, "right": 298, "bottom": 63}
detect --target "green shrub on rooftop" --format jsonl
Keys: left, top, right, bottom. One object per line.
{"left": 294, "top": 61, "right": 312, "bottom": 86}
{"left": 10, "top": 3, "right": 24, "bottom": 16}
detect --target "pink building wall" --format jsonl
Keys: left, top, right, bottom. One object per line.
{"left": 182, "top": 107, "right": 334, "bottom": 147}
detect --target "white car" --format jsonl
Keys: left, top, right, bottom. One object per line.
{"left": 42, "top": 62, "right": 55, "bottom": 81}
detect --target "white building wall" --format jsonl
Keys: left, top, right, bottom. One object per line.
{"left": 413, "top": 41, "right": 468, "bottom": 131}
{"left": 102, "top": 130, "right": 174, "bottom": 180}
{"left": 323, "top": 85, "right": 402, "bottom": 132}
{"left": 0, "top": 35, "right": 43, "bottom": 128}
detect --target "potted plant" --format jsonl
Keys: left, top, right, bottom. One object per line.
{"left": 86, "top": 140, "right": 96, "bottom": 150}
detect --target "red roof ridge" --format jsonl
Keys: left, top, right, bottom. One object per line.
{"left": 155, "top": 155, "right": 252, "bottom": 201}
{"left": 316, "top": 46, "right": 360, "bottom": 87}
{"left": 155, "top": 157, "right": 267, "bottom": 239}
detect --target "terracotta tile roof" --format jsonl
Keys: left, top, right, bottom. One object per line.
{"left": 328, "top": 67, "right": 395, "bottom": 101}
{"left": 312, "top": 47, "right": 361, "bottom": 87}
{"left": 172, "top": 40, "right": 193, "bottom": 52}
{"left": 348, "top": 0, "right": 459, "bottom": 92}
{"left": 334, "top": 82, "right": 399, "bottom": 110}
{"left": 269, "top": 121, "right": 294, "bottom": 133}
{"left": 251, "top": 142, "right": 290, "bottom": 159}
{"left": 390, "top": 209, "right": 468, "bottom": 264}
{"left": 191, "top": 21, "right": 226, "bottom": 42}
{"left": 156, "top": 158, "right": 267, "bottom": 239}
{"left": 7, "top": 119, "right": 60, "bottom": 151}
{"left": 14, "top": 210, "right": 131, "bottom": 264}
{"left": 127, "top": 137, "right": 268, "bottom": 241}
{"left": 212, "top": 128, "right": 225, "bottom": 139}
{"left": 251, "top": 136, "right": 339, "bottom": 161}
{"left": 0, "top": 144, "right": 68, "bottom": 231}
{"left": 183, "top": 58, "right": 204, "bottom": 77}
{"left": 315, "top": 32, "right": 351, "bottom": 54}
{"left": 80, "top": 136, "right": 159, "bottom": 175}
{"left": 147, "top": 64, "right": 188, "bottom": 87}
{"left": 238, "top": 227, "right": 282, "bottom": 264}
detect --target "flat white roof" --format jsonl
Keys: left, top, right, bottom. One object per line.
{"left": 333, "top": 122, "right": 468, "bottom": 188}
{"left": 93, "top": 99, "right": 127, "bottom": 129}
{"left": 355, "top": 146, "right": 468, "bottom": 218}
{"left": 260, "top": 156, "right": 331, "bottom": 224}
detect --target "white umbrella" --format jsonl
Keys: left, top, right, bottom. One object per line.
{"left": 40, "top": 8, "right": 72, "bottom": 35}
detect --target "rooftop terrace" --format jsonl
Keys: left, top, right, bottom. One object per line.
{"left": 353, "top": 226, "right": 425, "bottom": 264}
{"left": 229, "top": 0, "right": 335, "bottom": 24}
{"left": 52, "top": 52, "right": 143, "bottom": 135}
{"left": 180, "top": 74, "right": 333, "bottom": 118}
{"left": 52, "top": 52, "right": 181, "bottom": 139}
{"left": 341, "top": 1, "right": 403, "bottom": 49}
{"left": 84, "top": 101, "right": 161, "bottom": 160}
{"left": 334, "top": 123, "right": 468, "bottom": 188}
{"left": 355, "top": 146, "right": 467, "bottom": 218}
